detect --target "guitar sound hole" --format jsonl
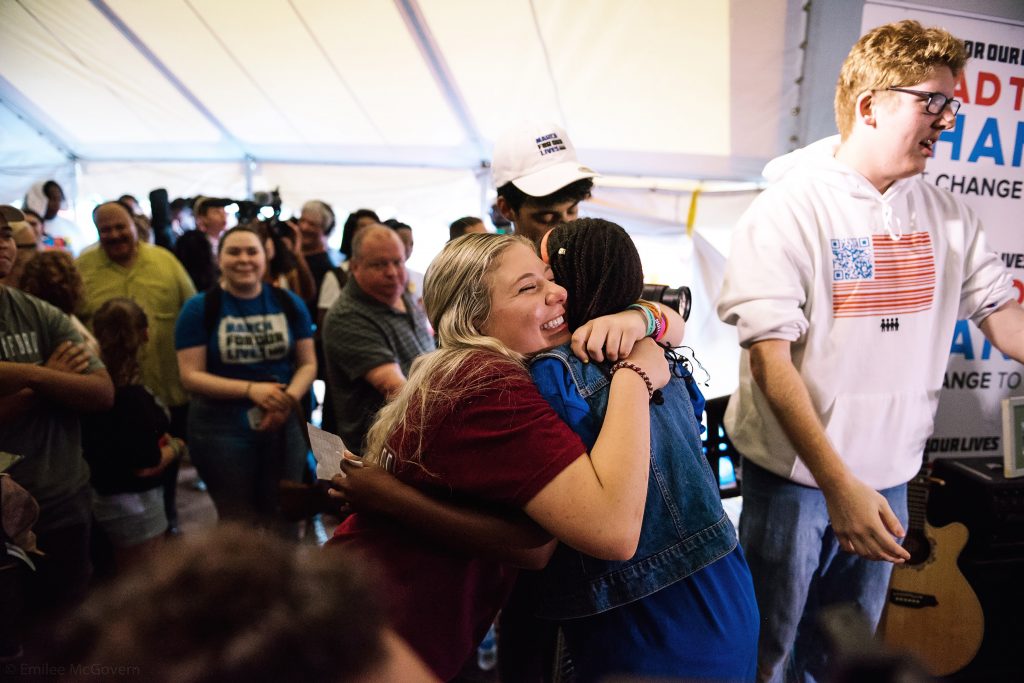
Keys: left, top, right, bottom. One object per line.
{"left": 902, "top": 531, "right": 931, "bottom": 565}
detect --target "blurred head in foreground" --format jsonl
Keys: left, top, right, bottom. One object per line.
{"left": 45, "top": 524, "right": 438, "bottom": 683}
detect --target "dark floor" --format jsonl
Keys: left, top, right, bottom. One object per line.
{"left": 175, "top": 462, "right": 217, "bottom": 535}
{"left": 175, "top": 462, "right": 330, "bottom": 545}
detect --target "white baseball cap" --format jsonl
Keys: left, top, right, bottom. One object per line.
{"left": 491, "top": 121, "right": 598, "bottom": 197}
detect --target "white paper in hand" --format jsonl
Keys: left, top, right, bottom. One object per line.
{"left": 306, "top": 423, "right": 346, "bottom": 479}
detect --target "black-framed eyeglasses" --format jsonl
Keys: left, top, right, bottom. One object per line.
{"left": 886, "top": 87, "right": 960, "bottom": 116}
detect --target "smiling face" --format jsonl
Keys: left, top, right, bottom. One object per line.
{"left": 218, "top": 229, "right": 266, "bottom": 294}
{"left": 480, "top": 242, "right": 570, "bottom": 354}
{"left": 95, "top": 202, "right": 139, "bottom": 266}
{"left": 857, "top": 66, "right": 958, "bottom": 192}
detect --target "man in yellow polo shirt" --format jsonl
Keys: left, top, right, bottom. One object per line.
{"left": 77, "top": 200, "right": 196, "bottom": 533}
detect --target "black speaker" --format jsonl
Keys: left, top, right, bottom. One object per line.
{"left": 928, "top": 457, "right": 1024, "bottom": 681}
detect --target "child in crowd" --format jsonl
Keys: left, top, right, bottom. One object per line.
{"left": 81, "top": 298, "right": 183, "bottom": 571}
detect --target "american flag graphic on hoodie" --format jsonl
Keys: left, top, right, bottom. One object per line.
{"left": 830, "top": 232, "right": 936, "bottom": 318}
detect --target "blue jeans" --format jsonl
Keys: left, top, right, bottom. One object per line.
{"left": 739, "top": 460, "right": 907, "bottom": 683}
{"left": 188, "top": 397, "right": 307, "bottom": 530}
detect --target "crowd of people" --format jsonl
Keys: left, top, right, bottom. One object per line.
{"left": 1, "top": 19, "right": 1021, "bottom": 683}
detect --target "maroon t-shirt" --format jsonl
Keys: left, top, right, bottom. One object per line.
{"left": 330, "top": 352, "right": 585, "bottom": 680}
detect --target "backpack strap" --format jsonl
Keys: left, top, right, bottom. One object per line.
{"left": 270, "top": 285, "right": 300, "bottom": 330}
{"left": 202, "top": 285, "right": 223, "bottom": 338}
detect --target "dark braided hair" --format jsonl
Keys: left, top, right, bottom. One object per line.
{"left": 92, "top": 298, "right": 148, "bottom": 388}
{"left": 545, "top": 218, "right": 643, "bottom": 331}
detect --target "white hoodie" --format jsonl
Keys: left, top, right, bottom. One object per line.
{"left": 717, "top": 136, "right": 1013, "bottom": 489}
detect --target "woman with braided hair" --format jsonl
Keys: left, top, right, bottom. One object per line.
{"left": 530, "top": 218, "right": 758, "bottom": 681}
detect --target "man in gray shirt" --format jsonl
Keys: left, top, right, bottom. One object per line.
{"left": 322, "top": 225, "right": 434, "bottom": 454}
{"left": 0, "top": 204, "right": 114, "bottom": 656}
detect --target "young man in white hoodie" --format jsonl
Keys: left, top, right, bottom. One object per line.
{"left": 718, "top": 20, "right": 1024, "bottom": 682}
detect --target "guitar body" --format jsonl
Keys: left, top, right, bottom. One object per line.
{"left": 879, "top": 521, "right": 984, "bottom": 676}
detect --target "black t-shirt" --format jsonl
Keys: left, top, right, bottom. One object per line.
{"left": 82, "top": 384, "right": 170, "bottom": 495}
{"left": 304, "top": 250, "right": 335, "bottom": 312}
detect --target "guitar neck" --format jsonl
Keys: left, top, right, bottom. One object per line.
{"left": 907, "top": 474, "right": 929, "bottom": 534}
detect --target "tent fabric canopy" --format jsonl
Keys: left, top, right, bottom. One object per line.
{"left": 0, "top": 0, "right": 807, "bottom": 399}
{"left": 1, "top": 0, "right": 804, "bottom": 182}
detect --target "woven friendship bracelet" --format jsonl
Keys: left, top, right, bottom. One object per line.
{"left": 610, "top": 360, "right": 654, "bottom": 400}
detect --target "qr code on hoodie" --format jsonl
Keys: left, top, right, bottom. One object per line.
{"left": 830, "top": 237, "right": 872, "bottom": 281}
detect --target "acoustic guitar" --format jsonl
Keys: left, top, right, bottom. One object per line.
{"left": 878, "top": 466, "right": 984, "bottom": 676}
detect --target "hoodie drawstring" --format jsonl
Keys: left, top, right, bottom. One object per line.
{"left": 880, "top": 191, "right": 919, "bottom": 242}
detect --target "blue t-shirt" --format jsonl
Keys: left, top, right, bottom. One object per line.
{"left": 174, "top": 287, "right": 313, "bottom": 384}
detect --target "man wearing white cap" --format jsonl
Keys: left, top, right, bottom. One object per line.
{"left": 492, "top": 121, "right": 598, "bottom": 244}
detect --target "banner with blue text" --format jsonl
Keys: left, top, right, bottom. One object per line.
{"left": 863, "top": 3, "right": 1024, "bottom": 459}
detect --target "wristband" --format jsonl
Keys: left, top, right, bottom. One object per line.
{"left": 627, "top": 303, "right": 657, "bottom": 337}
{"left": 654, "top": 311, "right": 669, "bottom": 342}
{"left": 610, "top": 360, "right": 654, "bottom": 400}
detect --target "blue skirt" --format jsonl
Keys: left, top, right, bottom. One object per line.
{"left": 560, "top": 546, "right": 759, "bottom": 682}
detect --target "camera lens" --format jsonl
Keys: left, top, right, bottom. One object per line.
{"left": 641, "top": 284, "right": 691, "bottom": 321}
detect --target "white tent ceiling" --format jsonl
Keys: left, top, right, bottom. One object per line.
{"left": 4, "top": 0, "right": 1023, "bottom": 400}
{"left": 1, "top": 0, "right": 805, "bottom": 183}
{"left": 0, "top": 0, "right": 810, "bottom": 399}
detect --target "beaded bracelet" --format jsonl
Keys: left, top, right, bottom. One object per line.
{"left": 610, "top": 360, "right": 654, "bottom": 400}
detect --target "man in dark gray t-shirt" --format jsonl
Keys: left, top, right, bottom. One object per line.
{"left": 322, "top": 225, "right": 434, "bottom": 453}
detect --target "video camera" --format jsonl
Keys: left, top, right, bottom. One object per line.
{"left": 235, "top": 188, "right": 293, "bottom": 238}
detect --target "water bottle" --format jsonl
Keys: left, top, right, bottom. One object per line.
{"left": 476, "top": 622, "right": 498, "bottom": 671}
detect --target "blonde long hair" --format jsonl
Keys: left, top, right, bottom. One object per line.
{"left": 363, "top": 233, "right": 532, "bottom": 467}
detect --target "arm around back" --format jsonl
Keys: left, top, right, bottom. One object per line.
{"left": 523, "top": 338, "right": 667, "bottom": 560}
